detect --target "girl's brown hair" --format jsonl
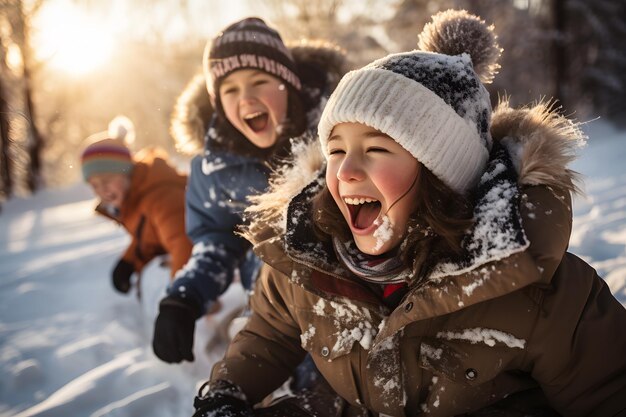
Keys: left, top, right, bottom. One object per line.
{"left": 311, "top": 166, "right": 474, "bottom": 285}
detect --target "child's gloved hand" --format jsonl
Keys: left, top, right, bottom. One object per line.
{"left": 152, "top": 296, "right": 199, "bottom": 363}
{"left": 111, "top": 259, "right": 134, "bottom": 293}
{"left": 192, "top": 380, "right": 253, "bottom": 417}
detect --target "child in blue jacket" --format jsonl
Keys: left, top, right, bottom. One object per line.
{"left": 152, "top": 17, "right": 348, "bottom": 363}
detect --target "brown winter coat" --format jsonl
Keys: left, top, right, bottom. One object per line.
{"left": 96, "top": 153, "right": 192, "bottom": 278}
{"left": 211, "top": 102, "right": 626, "bottom": 416}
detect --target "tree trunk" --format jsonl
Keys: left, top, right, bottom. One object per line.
{"left": 0, "top": 77, "right": 12, "bottom": 199}
{"left": 23, "top": 64, "right": 43, "bottom": 192}
{"left": 17, "top": 0, "right": 44, "bottom": 192}
{"left": 553, "top": 0, "right": 567, "bottom": 107}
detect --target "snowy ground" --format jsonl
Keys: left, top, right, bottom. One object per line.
{"left": 570, "top": 121, "right": 626, "bottom": 303}
{"left": 0, "top": 121, "right": 625, "bottom": 416}
{"left": 0, "top": 185, "right": 245, "bottom": 417}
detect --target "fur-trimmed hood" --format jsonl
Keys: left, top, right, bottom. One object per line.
{"left": 170, "top": 40, "right": 350, "bottom": 155}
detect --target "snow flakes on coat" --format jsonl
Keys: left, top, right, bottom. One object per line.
{"left": 429, "top": 143, "right": 529, "bottom": 281}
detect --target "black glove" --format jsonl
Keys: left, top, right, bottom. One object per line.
{"left": 111, "top": 259, "right": 134, "bottom": 294}
{"left": 192, "top": 380, "right": 254, "bottom": 417}
{"left": 152, "top": 296, "right": 199, "bottom": 363}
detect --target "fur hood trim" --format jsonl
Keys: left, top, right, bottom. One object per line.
{"left": 170, "top": 73, "right": 210, "bottom": 156}
{"left": 492, "top": 98, "right": 585, "bottom": 194}
{"left": 170, "top": 41, "right": 350, "bottom": 156}
{"left": 243, "top": 136, "right": 324, "bottom": 245}
{"left": 244, "top": 100, "right": 586, "bottom": 245}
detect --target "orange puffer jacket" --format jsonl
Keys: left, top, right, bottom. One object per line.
{"left": 96, "top": 154, "right": 191, "bottom": 278}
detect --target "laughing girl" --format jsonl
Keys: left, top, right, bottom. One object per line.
{"left": 193, "top": 10, "right": 626, "bottom": 417}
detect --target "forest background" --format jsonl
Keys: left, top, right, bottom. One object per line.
{"left": 0, "top": 0, "right": 625, "bottom": 205}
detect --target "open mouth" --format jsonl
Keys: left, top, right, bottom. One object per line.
{"left": 344, "top": 197, "right": 382, "bottom": 230}
{"left": 243, "top": 112, "right": 269, "bottom": 132}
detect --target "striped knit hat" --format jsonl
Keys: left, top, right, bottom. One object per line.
{"left": 80, "top": 117, "right": 136, "bottom": 181}
{"left": 318, "top": 10, "right": 502, "bottom": 194}
{"left": 81, "top": 137, "right": 133, "bottom": 181}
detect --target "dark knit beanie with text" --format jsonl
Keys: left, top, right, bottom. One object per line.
{"left": 203, "top": 17, "right": 302, "bottom": 100}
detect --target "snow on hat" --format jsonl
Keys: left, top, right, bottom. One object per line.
{"left": 80, "top": 116, "right": 135, "bottom": 181}
{"left": 203, "top": 17, "right": 302, "bottom": 99}
{"left": 318, "top": 10, "right": 502, "bottom": 193}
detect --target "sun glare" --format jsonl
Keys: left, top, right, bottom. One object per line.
{"left": 33, "top": 1, "right": 115, "bottom": 76}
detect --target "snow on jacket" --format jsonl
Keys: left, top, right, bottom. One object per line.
{"left": 212, "top": 101, "right": 626, "bottom": 416}
{"left": 96, "top": 153, "right": 192, "bottom": 278}
{"left": 167, "top": 42, "right": 350, "bottom": 315}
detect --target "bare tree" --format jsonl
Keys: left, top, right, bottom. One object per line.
{"left": 559, "top": 0, "right": 626, "bottom": 123}
{"left": 552, "top": 0, "right": 567, "bottom": 106}
{"left": 0, "top": 0, "right": 46, "bottom": 193}
{"left": 0, "top": 76, "right": 12, "bottom": 201}
{"left": 13, "top": 0, "right": 45, "bottom": 192}
{"left": 0, "top": 11, "right": 15, "bottom": 202}
{"left": 262, "top": 0, "right": 343, "bottom": 37}
{"left": 258, "top": 0, "right": 390, "bottom": 66}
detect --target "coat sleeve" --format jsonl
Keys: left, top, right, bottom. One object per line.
{"left": 167, "top": 156, "right": 268, "bottom": 314}
{"left": 210, "top": 264, "right": 307, "bottom": 405}
{"left": 142, "top": 185, "right": 193, "bottom": 278}
{"left": 527, "top": 253, "right": 626, "bottom": 416}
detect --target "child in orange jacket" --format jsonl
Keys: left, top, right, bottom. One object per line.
{"left": 81, "top": 119, "right": 192, "bottom": 294}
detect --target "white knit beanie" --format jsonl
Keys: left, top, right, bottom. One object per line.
{"left": 318, "top": 10, "right": 502, "bottom": 194}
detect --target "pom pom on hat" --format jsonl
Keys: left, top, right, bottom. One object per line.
{"left": 80, "top": 117, "right": 135, "bottom": 182}
{"left": 318, "top": 10, "right": 502, "bottom": 194}
{"left": 418, "top": 9, "right": 502, "bottom": 84}
{"left": 108, "top": 115, "right": 136, "bottom": 146}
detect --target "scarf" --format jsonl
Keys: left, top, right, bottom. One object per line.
{"left": 332, "top": 237, "right": 411, "bottom": 284}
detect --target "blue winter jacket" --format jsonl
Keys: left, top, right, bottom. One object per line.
{"left": 167, "top": 139, "right": 268, "bottom": 314}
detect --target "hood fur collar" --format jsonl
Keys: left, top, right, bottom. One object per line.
{"left": 170, "top": 40, "right": 350, "bottom": 155}
{"left": 244, "top": 100, "right": 585, "bottom": 248}
{"left": 492, "top": 99, "right": 584, "bottom": 194}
